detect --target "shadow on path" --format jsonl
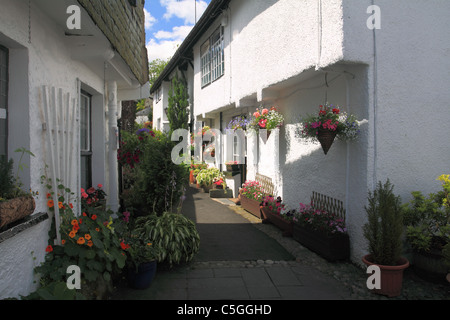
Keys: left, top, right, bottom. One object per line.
{"left": 182, "top": 186, "right": 294, "bottom": 262}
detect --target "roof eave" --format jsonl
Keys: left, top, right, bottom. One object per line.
{"left": 150, "top": 0, "right": 231, "bottom": 93}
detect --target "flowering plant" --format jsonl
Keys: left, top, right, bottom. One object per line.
{"left": 261, "top": 195, "right": 295, "bottom": 221}
{"left": 81, "top": 184, "right": 106, "bottom": 208}
{"left": 248, "top": 106, "right": 284, "bottom": 132}
{"left": 36, "top": 176, "right": 127, "bottom": 299}
{"left": 118, "top": 127, "right": 156, "bottom": 169}
{"left": 293, "top": 202, "right": 347, "bottom": 235}
{"left": 196, "top": 167, "right": 222, "bottom": 187}
{"left": 227, "top": 116, "right": 250, "bottom": 131}
{"left": 122, "top": 226, "right": 161, "bottom": 272}
{"left": 240, "top": 180, "right": 265, "bottom": 202}
{"left": 298, "top": 103, "right": 360, "bottom": 142}
{"left": 213, "top": 177, "right": 226, "bottom": 188}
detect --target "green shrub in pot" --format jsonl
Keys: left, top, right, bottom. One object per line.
{"left": 196, "top": 167, "right": 223, "bottom": 188}
{"left": 132, "top": 212, "right": 200, "bottom": 267}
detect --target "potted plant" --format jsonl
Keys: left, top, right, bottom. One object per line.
{"left": 402, "top": 174, "right": 450, "bottom": 283}
{"left": 0, "top": 148, "right": 36, "bottom": 229}
{"left": 132, "top": 212, "right": 200, "bottom": 267}
{"left": 225, "top": 160, "right": 240, "bottom": 173}
{"left": 260, "top": 195, "right": 294, "bottom": 237}
{"left": 226, "top": 116, "right": 249, "bottom": 132}
{"left": 297, "top": 103, "right": 360, "bottom": 154}
{"left": 292, "top": 202, "right": 350, "bottom": 262}
{"left": 124, "top": 220, "right": 161, "bottom": 290}
{"left": 196, "top": 167, "right": 223, "bottom": 193}
{"left": 248, "top": 106, "right": 284, "bottom": 139}
{"left": 239, "top": 180, "right": 265, "bottom": 218}
{"left": 362, "top": 179, "right": 409, "bottom": 297}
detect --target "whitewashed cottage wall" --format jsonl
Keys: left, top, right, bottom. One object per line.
{"left": 0, "top": 1, "right": 105, "bottom": 299}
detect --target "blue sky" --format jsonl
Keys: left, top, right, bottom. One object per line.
{"left": 144, "top": 0, "right": 211, "bottom": 62}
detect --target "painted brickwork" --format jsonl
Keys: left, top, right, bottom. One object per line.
{"left": 78, "top": 0, "right": 149, "bottom": 84}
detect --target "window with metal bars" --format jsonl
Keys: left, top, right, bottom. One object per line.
{"left": 201, "top": 27, "right": 224, "bottom": 88}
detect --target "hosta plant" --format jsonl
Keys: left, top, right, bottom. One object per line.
{"left": 132, "top": 212, "right": 200, "bottom": 267}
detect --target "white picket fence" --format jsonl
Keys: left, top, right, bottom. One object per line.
{"left": 40, "top": 85, "right": 79, "bottom": 245}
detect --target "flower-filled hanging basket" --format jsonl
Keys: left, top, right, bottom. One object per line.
{"left": 317, "top": 130, "right": 338, "bottom": 155}
{"left": 248, "top": 106, "right": 284, "bottom": 140}
{"left": 297, "top": 103, "right": 360, "bottom": 155}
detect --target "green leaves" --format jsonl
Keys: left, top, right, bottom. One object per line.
{"left": 134, "top": 212, "right": 200, "bottom": 267}
{"left": 363, "top": 179, "right": 403, "bottom": 266}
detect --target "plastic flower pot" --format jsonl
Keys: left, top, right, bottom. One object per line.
{"left": 127, "top": 261, "right": 157, "bottom": 290}
{"left": 362, "top": 255, "right": 409, "bottom": 298}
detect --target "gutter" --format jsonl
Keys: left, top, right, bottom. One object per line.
{"left": 150, "top": 0, "right": 231, "bottom": 94}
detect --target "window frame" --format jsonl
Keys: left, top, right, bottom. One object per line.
{"left": 80, "top": 90, "right": 92, "bottom": 190}
{"left": 200, "top": 26, "right": 224, "bottom": 88}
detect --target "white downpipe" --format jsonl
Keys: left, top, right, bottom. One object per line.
{"left": 107, "top": 81, "right": 119, "bottom": 212}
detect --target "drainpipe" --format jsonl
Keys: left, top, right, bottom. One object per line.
{"left": 107, "top": 81, "right": 119, "bottom": 212}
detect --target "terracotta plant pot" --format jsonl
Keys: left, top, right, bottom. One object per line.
{"left": 0, "top": 196, "right": 36, "bottom": 229}
{"left": 362, "top": 254, "right": 410, "bottom": 298}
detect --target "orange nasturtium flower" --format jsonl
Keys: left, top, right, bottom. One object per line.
{"left": 61, "top": 239, "right": 66, "bottom": 245}
{"left": 84, "top": 234, "right": 91, "bottom": 240}
{"left": 47, "top": 200, "right": 54, "bottom": 208}
{"left": 45, "top": 245, "right": 53, "bottom": 253}
{"left": 77, "top": 237, "right": 85, "bottom": 245}
{"left": 69, "top": 231, "right": 76, "bottom": 238}
{"left": 87, "top": 240, "right": 93, "bottom": 247}
{"left": 91, "top": 214, "right": 97, "bottom": 221}
{"left": 58, "top": 201, "right": 64, "bottom": 209}
{"left": 71, "top": 219, "right": 78, "bottom": 226}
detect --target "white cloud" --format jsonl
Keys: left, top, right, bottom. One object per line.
{"left": 146, "top": 1, "right": 210, "bottom": 61}
{"left": 154, "top": 25, "right": 193, "bottom": 41}
{"left": 143, "top": 8, "right": 157, "bottom": 30}
{"left": 146, "top": 38, "right": 182, "bottom": 61}
{"left": 160, "top": 0, "right": 209, "bottom": 25}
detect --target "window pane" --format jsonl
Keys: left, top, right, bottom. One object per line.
{"left": 80, "top": 155, "right": 91, "bottom": 190}
{"left": 210, "top": 27, "right": 224, "bottom": 82}
{"left": 80, "top": 94, "right": 90, "bottom": 151}
{"left": 201, "top": 40, "right": 211, "bottom": 87}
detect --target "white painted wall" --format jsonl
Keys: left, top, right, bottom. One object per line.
{"left": 186, "top": 0, "right": 450, "bottom": 265}
{"left": 0, "top": 0, "right": 140, "bottom": 298}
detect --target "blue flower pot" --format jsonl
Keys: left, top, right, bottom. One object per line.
{"left": 127, "top": 261, "right": 157, "bottom": 290}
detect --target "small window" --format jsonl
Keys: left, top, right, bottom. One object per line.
{"left": 201, "top": 27, "right": 224, "bottom": 88}
{"left": 80, "top": 91, "right": 92, "bottom": 190}
{"left": 200, "top": 40, "right": 211, "bottom": 87}
{"left": 0, "top": 45, "right": 8, "bottom": 157}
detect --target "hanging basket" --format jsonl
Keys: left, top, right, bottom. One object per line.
{"left": 317, "top": 130, "right": 337, "bottom": 155}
